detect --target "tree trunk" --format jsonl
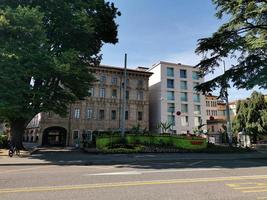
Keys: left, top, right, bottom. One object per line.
{"left": 10, "top": 118, "right": 27, "bottom": 150}
{"left": 253, "top": 134, "right": 258, "bottom": 144}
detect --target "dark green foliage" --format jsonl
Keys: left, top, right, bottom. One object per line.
{"left": 96, "top": 135, "right": 207, "bottom": 150}
{"left": 0, "top": 134, "right": 8, "bottom": 148}
{"left": 156, "top": 121, "right": 172, "bottom": 133}
{"left": 131, "top": 123, "right": 141, "bottom": 134}
{"left": 0, "top": 1, "right": 119, "bottom": 148}
{"left": 195, "top": 0, "right": 267, "bottom": 97}
{"left": 232, "top": 91, "right": 267, "bottom": 142}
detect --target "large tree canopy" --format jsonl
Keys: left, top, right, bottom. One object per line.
{"left": 0, "top": 1, "right": 120, "bottom": 148}
{"left": 195, "top": 0, "right": 267, "bottom": 97}
{"left": 232, "top": 91, "right": 267, "bottom": 142}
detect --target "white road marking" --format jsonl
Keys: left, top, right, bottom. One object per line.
{"left": 188, "top": 161, "right": 203, "bottom": 166}
{"left": 135, "top": 155, "right": 156, "bottom": 158}
{"left": 85, "top": 168, "right": 221, "bottom": 176}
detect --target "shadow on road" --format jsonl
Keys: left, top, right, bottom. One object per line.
{"left": 1, "top": 147, "right": 267, "bottom": 170}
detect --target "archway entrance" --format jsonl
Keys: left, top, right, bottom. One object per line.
{"left": 42, "top": 127, "right": 67, "bottom": 146}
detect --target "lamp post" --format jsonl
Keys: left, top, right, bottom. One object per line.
{"left": 223, "top": 61, "right": 233, "bottom": 146}
{"left": 120, "top": 53, "right": 127, "bottom": 138}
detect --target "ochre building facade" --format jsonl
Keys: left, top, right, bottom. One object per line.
{"left": 25, "top": 65, "right": 152, "bottom": 146}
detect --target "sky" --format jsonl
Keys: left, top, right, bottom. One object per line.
{"left": 100, "top": 0, "right": 267, "bottom": 101}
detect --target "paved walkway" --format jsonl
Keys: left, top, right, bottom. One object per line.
{"left": 1, "top": 147, "right": 267, "bottom": 166}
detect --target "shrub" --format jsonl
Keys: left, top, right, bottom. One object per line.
{"left": 101, "top": 145, "right": 145, "bottom": 154}
{"left": 0, "top": 134, "right": 8, "bottom": 148}
{"left": 96, "top": 134, "right": 207, "bottom": 150}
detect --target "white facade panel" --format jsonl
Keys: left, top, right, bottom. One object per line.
{"left": 148, "top": 61, "right": 207, "bottom": 134}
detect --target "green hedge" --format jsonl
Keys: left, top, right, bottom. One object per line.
{"left": 0, "top": 134, "right": 8, "bottom": 148}
{"left": 96, "top": 135, "right": 207, "bottom": 150}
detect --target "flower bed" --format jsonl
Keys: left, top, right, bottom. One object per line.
{"left": 96, "top": 134, "right": 207, "bottom": 151}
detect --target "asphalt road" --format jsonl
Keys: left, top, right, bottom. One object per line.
{"left": 1, "top": 150, "right": 267, "bottom": 200}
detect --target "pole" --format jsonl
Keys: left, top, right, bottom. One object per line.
{"left": 121, "top": 53, "right": 127, "bottom": 138}
{"left": 171, "top": 110, "right": 174, "bottom": 134}
{"left": 67, "top": 104, "right": 72, "bottom": 146}
{"left": 223, "top": 61, "right": 232, "bottom": 146}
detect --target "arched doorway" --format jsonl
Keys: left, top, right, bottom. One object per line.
{"left": 42, "top": 127, "right": 67, "bottom": 146}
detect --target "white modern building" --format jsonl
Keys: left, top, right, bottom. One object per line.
{"left": 148, "top": 61, "right": 207, "bottom": 134}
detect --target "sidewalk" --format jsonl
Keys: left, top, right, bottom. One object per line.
{"left": 0, "top": 148, "right": 32, "bottom": 157}
{"left": 1, "top": 149, "right": 267, "bottom": 166}
{"left": 0, "top": 142, "right": 39, "bottom": 157}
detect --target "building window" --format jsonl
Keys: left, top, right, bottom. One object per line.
{"left": 74, "top": 108, "right": 80, "bottom": 119}
{"left": 168, "top": 115, "right": 175, "bottom": 125}
{"left": 100, "top": 75, "right": 106, "bottom": 84}
{"left": 181, "top": 104, "right": 188, "bottom": 113}
{"left": 137, "top": 80, "right": 144, "bottom": 87}
{"left": 111, "top": 76, "right": 117, "bottom": 85}
{"left": 167, "top": 79, "right": 174, "bottom": 88}
{"left": 111, "top": 89, "right": 117, "bottom": 98}
{"left": 194, "top": 117, "right": 201, "bottom": 126}
{"left": 180, "top": 81, "right": 187, "bottom": 90}
{"left": 193, "top": 82, "right": 199, "bottom": 91}
{"left": 73, "top": 130, "right": 79, "bottom": 139}
{"left": 126, "top": 79, "right": 130, "bottom": 86}
{"left": 84, "top": 130, "right": 93, "bottom": 141}
{"left": 211, "top": 126, "right": 215, "bottom": 132}
{"left": 86, "top": 109, "right": 93, "bottom": 119}
{"left": 192, "top": 71, "right": 200, "bottom": 80}
{"left": 88, "top": 88, "right": 94, "bottom": 97}
{"left": 194, "top": 105, "right": 201, "bottom": 115}
{"left": 138, "top": 112, "right": 143, "bottom": 121}
{"left": 99, "top": 88, "right": 105, "bottom": 98}
{"left": 180, "top": 92, "right": 188, "bottom": 101}
{"left": 99, "top": 110, "right": 105, "bottom": 120}
{"left": 126, "top": 90, "right": 129, "bottom": 100}
{"left": 111, "top": 110, "right": 116, "bottom": 120}
{"left": 167, "top": 103, "right": 175, "bottom": 113}
{"left": 181, "top": 116, "right": 189, "bottom": 126}
{"left": 166, "top": 67, "right": 174, "bottom": 77}
{"left": 211, "top": 110, "right": 218, "bottom": 116}
{"left": 137, "top": 91, "right": 143, "bottom": 100}
{"left": 180, "top": 69, "right": 187, "bottom": 78}
{"left": 167, "top": 91, "right": 175, "bottom": 100}
{"left": 193, "top": 94, "right": 200, "bottom": 103}
{"left": 125, "top": 111, "right": 128, "bottom": 120}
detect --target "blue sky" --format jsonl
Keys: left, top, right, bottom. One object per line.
{"left": 101, "top": 0, "right": 267, "bottom": 101}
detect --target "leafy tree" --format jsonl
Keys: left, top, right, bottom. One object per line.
{"left": 232, "top": 91, "right": 267, "bottom": 143}
{"left": 0, "top": 1, "right": 120, "bottom": 149}
{"left": 232, "top": 100, "right": 249, "bottom": 134}
{"left": 195, "top": 0, "right": 267, "bottom": 97}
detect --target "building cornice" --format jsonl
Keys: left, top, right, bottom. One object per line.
{"left": 89, "top": 65, "right": 153, "bottom": 77}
